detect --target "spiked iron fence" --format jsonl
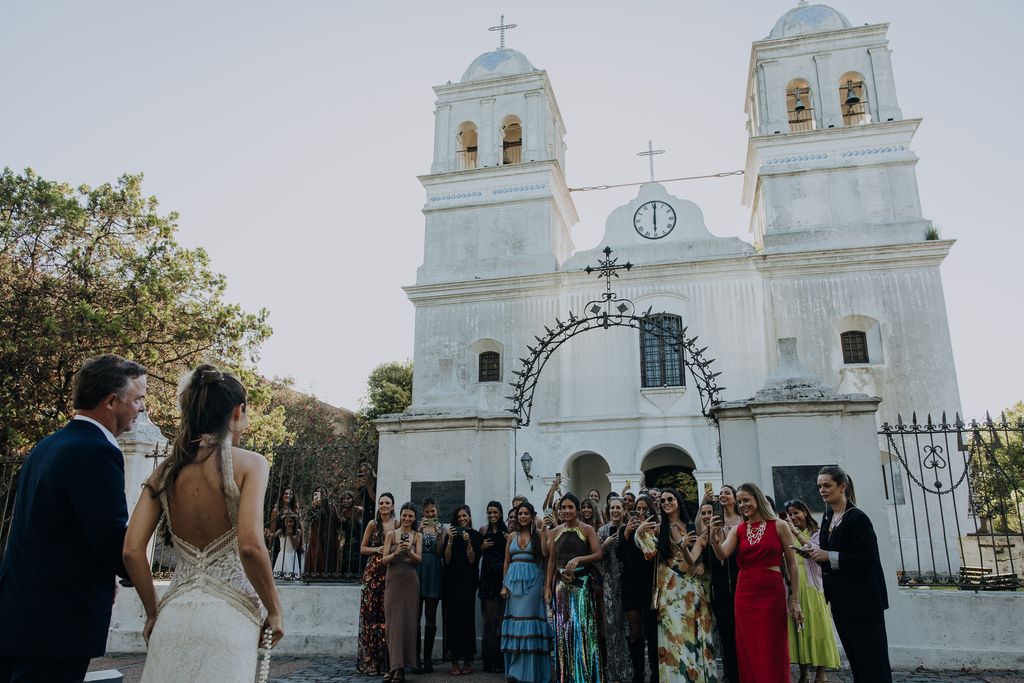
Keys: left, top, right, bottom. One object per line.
{"left": 880, "top": 412, "right": 1023, "bottom": 590}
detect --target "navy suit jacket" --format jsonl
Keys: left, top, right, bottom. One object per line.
{"left": 0, "top": 420, "right": 129, "bottom": 659}
{"left": 817, "top": 505, "right": 889, "bottom": 617}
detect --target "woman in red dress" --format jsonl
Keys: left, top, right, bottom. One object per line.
{"left": 710, "top": 483, "right": 803, "bottom": 683}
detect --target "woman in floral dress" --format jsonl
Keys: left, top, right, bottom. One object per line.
{"left": 357, "top": 492, "right": 396, "bottom": 675}
{"left": 638, "top": 488, "right": 718, "bottom": 683}
{"left": 597, "top": 497, "right": 632, "bottom": 683}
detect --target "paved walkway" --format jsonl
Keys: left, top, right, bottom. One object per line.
{"left": 88, "top": 655, "right": 1024, "bottom": 683}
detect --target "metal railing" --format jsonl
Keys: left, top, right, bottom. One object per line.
{"left": 880, "top": 412, "right": 1023, "bottom": 591}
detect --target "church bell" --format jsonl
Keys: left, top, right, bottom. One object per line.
{"left": 793, "top": 91, "right": 805, "bottom": 112}
{"left": 844, "top": 81, "right": 861, "bottom": 105}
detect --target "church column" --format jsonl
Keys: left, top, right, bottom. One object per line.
{"left": 813, "top": 53, "right": 840, "bottom": 128}
{"left": 117, "top": 413, "right": 167, "bottom": 564}
{"left": 868, "top": 46, "right": 903, "bottom": 123}
{"left": 432, "top": 104, "right": 452, "bottom": 174}
{"left": 480, "top": 97, "right": 498, "bottom": 167}
{"left": 524, "top": 90, "right": 542, "bottom": 162}
{"left": 758, "top": 61, "right": 786, "bottom": 134}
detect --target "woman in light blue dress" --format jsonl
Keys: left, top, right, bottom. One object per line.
{"left": 501, "top": 502, "right": 553, "bottom": 683}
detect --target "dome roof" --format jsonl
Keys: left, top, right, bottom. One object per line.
{"left": 461, "top": 48, "right": 536, "bottom": 83}
{"left": 768, "top": 3, "right": 852, "bottom": 39}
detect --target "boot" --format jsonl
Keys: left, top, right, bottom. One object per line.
{"left": 629, "top": 639, "right": 645, "bottom": 683}
{"left": 422, "top": 625, "right": 437, "bottom": 673}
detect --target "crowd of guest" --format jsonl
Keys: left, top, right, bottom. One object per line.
{"left": 345, "top": 465, "right": 892, "bottom": 683}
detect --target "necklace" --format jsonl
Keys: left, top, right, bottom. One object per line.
{"left": 745, "top": 520, "right": 768, "bottom": 545}
{"left": 829, "top": 505, "right": 848, "bottom": 531}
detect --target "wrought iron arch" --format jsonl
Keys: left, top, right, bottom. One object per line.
{"left": 506, "top": 247, "right": 725, "bottom": 427}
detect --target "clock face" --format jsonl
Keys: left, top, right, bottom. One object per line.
{"left": 633, "top": 200, "right": 676, "bottom": 240}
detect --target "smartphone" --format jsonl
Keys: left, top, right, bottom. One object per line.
{"left": 789, "top": 544, "right": 809, "bottom": 557}
{"left": 401, "top": 532, "right": 410, "bottom": 542}
{"left": 686, "top": 521, "right": 697, "bottom": 534}
{"left": 711, "top": 500, "right": 724, "bottom": 519}
{"left": 609, "top": 525, "right": 619, "bottom": 536}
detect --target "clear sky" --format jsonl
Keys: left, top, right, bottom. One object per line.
{"left": 3, "top": 1, "right": 1021, "bottom": 419}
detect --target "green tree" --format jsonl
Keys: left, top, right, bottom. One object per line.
{"left": 968, "top": 402, "right": 1024, "bottom": 533}
{"left": 266, "top": 378, "right": 355, "bottom": 444}
{"left": 354, "top": 360, "right": 413, "bottom": 457}
{"left": 0, "top": 167, "right": 284, "bottom": 452}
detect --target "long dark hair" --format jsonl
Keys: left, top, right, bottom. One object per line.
{"left": 559, "top": 492, "right": 581, "bottom": 522}
{"left": 513, "top": 502, "right": 543, "bottom": 563}
{"left": 486, "top": 500, "right": 508, "bottom": 535}
{"left": 720, "top": 484, "right": 741, "bottom": 518}
{"left": 375, "top": 492, "right": 395, "bottom": 527}
{"left": 783, "top": 499, "right": 819, "bottom": 532}
{"left": 634, "top": 493, "right": 658, "bottom": 521}
{"left": 657, "top": 488, "right": 691, "bottom": 561}
{"left": 277, "top": 486, "right": 299, "bottom": 514}
{"left": 451, "top": 504, "right": 472, "bottom": 527}
{"left": 160, "top": 364, "right": 246, "bottom": 499}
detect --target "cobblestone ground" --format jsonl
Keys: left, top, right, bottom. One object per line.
{"left": 88, "top": 654, "right": 1024, "bottom": 683}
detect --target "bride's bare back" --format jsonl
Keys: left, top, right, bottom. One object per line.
{"left": 164, "top": 445, "right": 249, "bottom": 549}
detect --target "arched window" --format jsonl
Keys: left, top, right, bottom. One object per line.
{"left": 840, "top": 330, "right": 869, "bottom": 364}
{"left": 501, "top": 115, "right": 522, "bottom": 165}
{"left": 640, "top": 314, "right": 685, "bottom": 388}
{"left": 457, "top": 122, "right": 478, "bottom": 170}
{"left": 839, "top": 72, "right": 870, "bottom": 126}
{"left": 478, "top": 351, "right": 501, "bottom": 382}
{"left": 786, "top": 78, "right": 815, "bottom": 132}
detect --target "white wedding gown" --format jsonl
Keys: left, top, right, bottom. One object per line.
{"left": 142, "top": 439, "right": 263, "bottom": 682}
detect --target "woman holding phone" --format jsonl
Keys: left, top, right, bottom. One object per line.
{"left": 710, "top": 483, "right": 803, "bottom": 683}
{"left": 444, "top": 505, "right": 482, "bottom": 676}
{"left": 702, "top": 488, "right": 742, "bottom": 683}
{"left": 784, "top": 499, "right": 839, "bottom": 683}
{"left": 597, "top": 496, "right": 632, "bottom": 683}
{"left": 383, "top": 502, "right": 423, "bottom": 683}
{"left": 638, "top": 489, "right": 717, "bottom": 682}
{"left": 620, "top": 494, "right": 658, "bottom": 683}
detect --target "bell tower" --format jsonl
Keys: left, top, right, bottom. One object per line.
{"left": 416, "top": 32, "right": 578, "bottom": 284}
{"left": 741, "top": 2, "right": 932, "bottom": 252}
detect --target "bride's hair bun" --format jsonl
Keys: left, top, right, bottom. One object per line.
{"left": 198, "top": 368, "right": 224, "bottom": 385}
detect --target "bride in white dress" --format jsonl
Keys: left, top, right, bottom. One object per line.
{"left": 123, "top": 365, "right": 285, "bottom": 682}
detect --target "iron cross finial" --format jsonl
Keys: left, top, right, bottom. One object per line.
{"left": 636, "top": 139, "right": 665, "bottom": 182}
{"left": 585, "top": 246, "right": 633, "bottom": 300}
{"left": 488, "top": 14, "right": 518, "bottom": 49}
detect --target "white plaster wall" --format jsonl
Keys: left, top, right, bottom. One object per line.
{"left": 108, "top": 583, "right": 362, "bottom": 656}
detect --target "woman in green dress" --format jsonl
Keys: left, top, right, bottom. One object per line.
{"left": 785, "top": 499, "right": 840, "bottom": 683}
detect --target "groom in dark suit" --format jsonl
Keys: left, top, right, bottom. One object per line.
{"left": 0, "top": 355, "right": 147, "bottom": 682}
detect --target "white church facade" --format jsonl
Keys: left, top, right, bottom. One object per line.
{"left": 377, "top": 3, "right": 961, "bottom": 521}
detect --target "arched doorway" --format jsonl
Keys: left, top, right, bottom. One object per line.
{"left": 566, "top": 452, "right": 610, "bottom": 503}
{"left": 642, "top": 446, "right": 700, "bottom": 520}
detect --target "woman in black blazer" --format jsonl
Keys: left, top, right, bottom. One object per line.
{"left": 805, "top": 465, "right": 892, "bottom": 682}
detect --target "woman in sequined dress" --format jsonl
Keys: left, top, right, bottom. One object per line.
{"left": 358, "top": 492, "right": 396, "bottom": 675}
{"left": 711, "top": 483, "right": 804, "bottom": 683}
{"left": 415, "top": 498, "right": 445, "bottom": 673}
{"left": 545, "top": 493, "right": 605, "bottom": 683}
{"left": 597, "top": 497, "right": 632, "bottom": 683}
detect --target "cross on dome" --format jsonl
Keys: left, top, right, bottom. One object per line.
{"left": 488, "top": 15, "right": 518, "bottom": 49}
{"left": 637, "top": 140, "right": 666, "bottom": 182}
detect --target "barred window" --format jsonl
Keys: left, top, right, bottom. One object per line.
{"left": 840, "top": 330, "right": 869, "bottom": 364}
{"left": 640, "top": 314, "right": 685, "bottom": 388}
{"left": 478, "top": 351, "right": 501, "bottom": 382}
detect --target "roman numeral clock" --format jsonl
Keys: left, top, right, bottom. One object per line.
{"left": 633, "top": 200, "right": 676, "bottom": 239}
